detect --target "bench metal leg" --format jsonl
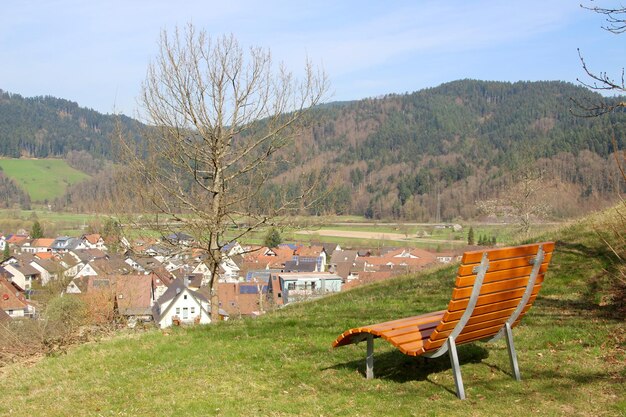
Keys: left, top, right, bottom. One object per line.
{"left": 366, "top": 335, "right": 374, "bottom": 379}
{"left": 505, "top": 322, "right": 521, "bottom": 381}
{"left": 447, "top": 336, "right": 466, "bottom": 400}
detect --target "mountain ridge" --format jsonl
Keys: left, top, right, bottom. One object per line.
{"left": 1, "top": 80, "right": 624, "bottom": 219}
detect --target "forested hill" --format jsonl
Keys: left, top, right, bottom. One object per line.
{"left": 0, "top": 90, "right": 140, "bottom": 158}
{"left": 286, "top": 79, "right": 626, "bottom": 220}
{"left": 1, "top": 80, "right": 625, "bottom": 220}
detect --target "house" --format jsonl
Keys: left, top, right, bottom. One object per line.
{"left": 81, "top": 233, "right": 107, "bottom": 250}
{"left": 435, "top": 251, "right": 463, "bottom": 264}
{"left": 164, "top": 232, "right": 194, "bottom": 247}
{"left": 152, "top": 279, "right": 228, "bottom": 328}
{"left": 219, "top": 255, "right": 241, "bottom": 282}
{"left": 1, "top": 262, "right": 40, "bottom": 291}
{"left": 69, "top": 248, "right": 109, "bottom": 264}
{"left": 328, "top": 249, "right": 365, "bottom": 280}
{"left": 5, "top": 234, "right": 28, "bottom": 248}
{"left": 29, "top": 257, "right": 63, "bottom": 286}
{"left": 20, "top": 238, "right": 54, "bottom": 254}
{"left": 315, "top": 242, "right": 340, "bottom": 258}
{"left": 221, "top": 241, "right": 245, "bottom": 257}
{"left": 294, "top": 245, "right": 327, "bottom": 272}
{"left": 362, "top": 248, "right": 437, "bottom": 273}
{"left": 244, "top": 246, "right": 295, "bottom": 270}
{"left": 125, "top": 255, "right": 163, "bottom": 274}
{"left": 283, "top": 258, "right": 318, "bottom": 273}
{"left": 0, "top": 275, "right": 34, "bottom": 318}
{"left": 191, "top": 261, "right": 211, "bottom": 277}
{"left": 114, "top": 275, "right": 154, "bottom": 325}
{"left": 73, "top": 257, "right": 132, "bottom": 279}
{"left": 267, "top": 272, "right": 343, "bottom": 306}
{"left": 66, "top": 276, "right": 90, "bottom": 294}
{"left": 143, "top": 244, "right": 171, "bottom": 261}
{"left": 66, "top": 275, "right": 155, "bottom": 326}
{"left": 216, "top": 280, "right": 268, "bottom": 317}
{"left": 329, "top": 249, "right": 359, "bottom": 269}
{"left": 182, "top": 274, "right": 204, "bottom": 291}
{"left": 58, "top": 253, "right": 84, "bottom": 278}
{"left": 151, "top": 271, "right": 174, "bottom": 301}
{"left": 51, "top": 236, "right": 85, "bottom": 253}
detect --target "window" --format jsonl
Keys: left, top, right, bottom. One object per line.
{"left": 176, "top": 307, "right": 180, "bottom": 315}
{"left": 184, "top": 294, "right": 188, "bottom": 300}
{"left": 287, "top": 282, "right": 296, "bottom": 290}
{"left": 191, "top": 307, "right": 195, "bottom": 314}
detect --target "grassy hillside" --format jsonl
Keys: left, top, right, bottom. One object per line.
{"left": 0, "top": 158, "right": 90, "bottom": 202}
{"left": 0, "top": 208, "right": 624, "bottom": 416}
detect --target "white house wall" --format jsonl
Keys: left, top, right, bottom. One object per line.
{"left": 157, "top": 289, "right": 210, "bottom": 329}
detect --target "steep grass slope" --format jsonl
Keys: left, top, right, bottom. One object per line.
{"left": 0, "top": 158, "right": 90, "bottom": 202}
{"left": 0, "top": 208, "right": 624, "bottom": 416}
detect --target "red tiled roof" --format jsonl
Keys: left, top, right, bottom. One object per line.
{"left": 295, "top": 245, "right": 324, "bottom": 257}
{"left": 35, "top": 252, "right": 54, "bottom": 260}
{"left": 0, "top": 276, "right": 28, "bottom": 311}
{"left": 31, "top": 238, "right": 55, "bottom": 248}
{"left": 244, "top": 246, "right": 294, "bottom": 269}
{"left": 384, "top": 248, "right": 437, "bottom": 260}
{"left": 83, "top": 234, "right": 102, "bottom": 245}
{"left": 6, "top": 235, "right": 28, "bottom": 244}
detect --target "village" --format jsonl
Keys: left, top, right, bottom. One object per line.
{"left": 0, "top": 229, "right": 463, "bottom": 328}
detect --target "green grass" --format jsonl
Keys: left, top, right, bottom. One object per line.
{"left": 0, "top": 209, "right": 103, "bottom": 237}
{"left": 0, "top": 208, "right": 624, "bottom": 416}
{"left": 0, "top": 158, "right": 90, "bottom": 202}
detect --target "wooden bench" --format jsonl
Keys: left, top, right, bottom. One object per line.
{"left": 332, "top": 242, "right": 554, "bottom": 399}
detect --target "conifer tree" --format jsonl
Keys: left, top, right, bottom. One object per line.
{"left": 263, "top": 228, "right": 282, "bottom": 248}
{"left": 31, "top": 220, "right": 43, "bottom": 239}
{"left": 467, "top": 226, "right": 475, "bottom": 245}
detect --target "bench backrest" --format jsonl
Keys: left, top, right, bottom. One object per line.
{"left": 422, "top": 242, "right": 554, "bottom": 355}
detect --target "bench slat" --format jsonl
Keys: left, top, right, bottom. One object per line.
{"left": 456, "top": 261, "right": 550, "bottom": 288}
{"left": 461, "top": 242, "right": 554, "bottom": 264}
{"left": 332, "top": 311, "right": 445, "bottom": 348}
{"left": 457, "top": 252, "right": 552, "bottom": 277}
{"left": 448, "top": 281, "right": 543, "bottom": 312}
{"left": 367, "top": 310, "right": 446, "bottom": 331}
{"left": 452, "top": 274, "right": 543, "bottom": 299}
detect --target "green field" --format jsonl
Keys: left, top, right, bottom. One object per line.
{"left": 0, "top": 209, "right": 102, "bottom": 237}
{"left": 0, "top": 206, "right": 624, "bottom": 416}
{"left": 0, "top": 158, "right": 90, "bottom": 202}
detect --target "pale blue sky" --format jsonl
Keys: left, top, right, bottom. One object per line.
{"left": 0, "top": 0, "right": 623, "bottom": 116}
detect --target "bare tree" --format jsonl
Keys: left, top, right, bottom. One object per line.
{"left": 117, "top": 25, "right": 329, "bottom": 322}
{"left": 477, "top": 169, "right": 550, "bottom": 238}
{"left": 573, "top": 3, "right": 626, "bottom": 116}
